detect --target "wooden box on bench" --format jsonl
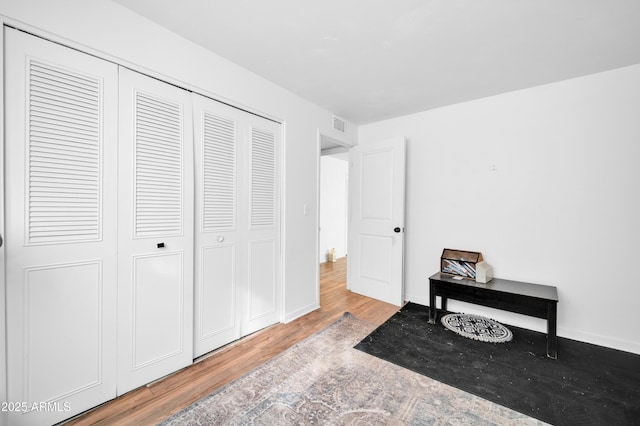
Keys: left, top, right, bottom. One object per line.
{"left": 440, "top": 249, "right": 483, "bottom": 279}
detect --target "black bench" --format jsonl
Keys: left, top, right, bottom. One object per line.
{"left": 428, "top": 272, "right": 559, "bottom": 359}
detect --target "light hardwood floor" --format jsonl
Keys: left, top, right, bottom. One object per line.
{"left": 66, "top": 257, "right": 400, "bottom": 425}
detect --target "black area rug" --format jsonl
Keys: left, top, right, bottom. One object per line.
{"left": 355, "top": 302, "right": 640, "bottom": 426}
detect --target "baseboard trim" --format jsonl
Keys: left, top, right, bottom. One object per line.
{"left": 558, "top": 328, "right": 640, "bottom": 355}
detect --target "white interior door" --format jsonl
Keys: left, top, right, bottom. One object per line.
{"left": 348, "top": 137, "right": 406, "bottom": 306}
{"left": 4, "top": 28, "right": 118, "bottom": 425}
{"left": 192, "top": 94, "right": 243, "bottom": 357}
{"left": 117, "top": 68, "right": 194, "bottom": 395}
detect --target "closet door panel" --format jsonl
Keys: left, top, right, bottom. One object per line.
{"left": 247, "top": 239, "right": 276, "bottom": 321}
{"left": 23, "top": 261, "right": 104, "bottom": 401}
{"left": 243, "top": 121, "right": 281, "bottom": 335}
{"left": 192, "top": 94, "right": 242, "bottom": 357}
{"left": 4, "top": 29, "right": 118, "bottom": 425}
{"left": 117, "top": 68, "right": 194, "bottom": 395}
{"left": 132, "top": 253, "right": 184, "bottom": 364}
{"left": 199, "top": 245, "right": 236, "bottom": 337}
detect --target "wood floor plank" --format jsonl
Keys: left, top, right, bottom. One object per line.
{"left": 65, "top": 257, "right": 400, "bottom": 425}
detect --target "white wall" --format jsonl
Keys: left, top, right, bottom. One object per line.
{"left": 0, "top": 0, "right": 356, "bottom": 327}
{"left": 359, "top": 64, "right": 640, "bottom": 354}
{"left": 319, "top": 155, "right": 348, "bottom": 262}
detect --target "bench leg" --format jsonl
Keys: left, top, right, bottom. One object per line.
{"left": 428, "top": 297, "right": 447, "bottom": 324}
{"left": 429, "top": 280, "right": 436, "bottom": 324}
{"left": 547, "top": 302, "right": 558, "bottom": 359}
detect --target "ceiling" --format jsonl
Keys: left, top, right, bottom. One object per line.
{"left": 113, "top": 0, "right": 640, "bottom": 125}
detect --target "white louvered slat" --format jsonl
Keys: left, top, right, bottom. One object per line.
{"left": 250, "top": 128, "right": 276, "bottom": 228}
{"left": 134, "top": 91, "right": 184, "bottom": 237}
{"left": 202, "top": 112, "right": 236, "bottom": 231}
{"left": 27, "top": 60, "right": 102, "bottom": 244}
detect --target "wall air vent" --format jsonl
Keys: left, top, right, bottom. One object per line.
{"left": 332, "top": 115, "right": 346, "bottom": 133}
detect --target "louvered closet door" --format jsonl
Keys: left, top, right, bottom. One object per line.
{"left": 193, "top": 94, "right": 281, "bottom": 356}
{"left": 242, "top": 115, "right": 281, "bottom": 336}
{"left": 4, "top": 29, "right": 118, "bottom": 425}
{"left": 117, "top": 68, "right": 194, "bottom": 395}
{"left": 193, "top": 94, "right": 244, "bottom": 357}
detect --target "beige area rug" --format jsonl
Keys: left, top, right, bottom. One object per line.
{"left": 160, "top": 313, "right": 547, "bottom": 425}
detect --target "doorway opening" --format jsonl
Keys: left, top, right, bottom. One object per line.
{"left": 318, "top": 133, "right": 352, "bottom": 298}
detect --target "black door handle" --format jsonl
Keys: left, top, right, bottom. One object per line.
{"left": 393, "top": 227, "right": 401, "bottom": 233}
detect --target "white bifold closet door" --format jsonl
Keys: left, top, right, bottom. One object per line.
{"left": 117, "top": 68, "right": 194, "bottom": 395}
{"left": 4, "top": 26, "right": 279, "bottom": 425}
{"left": 193, "top": 94, "right": 281, "bottom": 358}
{"left": 4, "top": 28, "right": 118, "bottom": 425}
